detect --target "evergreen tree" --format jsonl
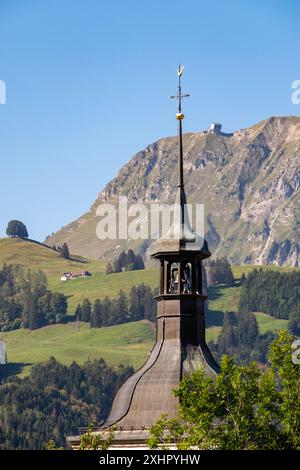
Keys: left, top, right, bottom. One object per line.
{"left": 134, "top": 254, "right": 145, "bottom": 270}
{"left": 90, "top": 299, "right": 102, "bottom": 328}
{"left": 289, "top": 310, "right": 300, "bottom": 336}
{"left": 126, "top": 263, "right": 135, "bottom": 271}
{"left": 61, "top": 243, "right": 70, "bottom": 260}
{"left": 209, "top": 311, "right": 272, "bottom": 365}
{"left": 50, "top": 292, "right": 68, "bottom": 323}
{"left": 119, "top": 251, "right": 127, "bottom": 269}
{"left": 129, "top": 286, "right": 141, "bottom": 321}
{"left": 22, "top": 293, "right": 43, "bottom": 330}
{"left": 81, "top": 299, "right": 92, "bottom": 322}
{"left": 116, "top": 290, "right": 129, "bottom": 324}
{"left": 105, "top": 263, "right": 113, "bottom": 275}
{"left": 101, "top": 297, "right": 114, "bottom": 326}
{"left": 112, "top": 258, "right": 122, "bottom": 273}
{"left": 75, "top": 304, "right": 82, "bottom": 322}
{"left": 143, "top": 286, "right": 156, "bottom": 321}
{"left": 126, "top": 249, "right": 135, "bottom": 266}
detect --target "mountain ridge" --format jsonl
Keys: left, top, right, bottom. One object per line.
{"left": 47, "top": 116, "right": 300, "bottom": 266}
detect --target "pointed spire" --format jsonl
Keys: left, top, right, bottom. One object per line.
{"left": 170, "top": 65, "right": 195, "bottom": 242}
{"left": 170, "top": 65, "right": 190, "bottom": 189}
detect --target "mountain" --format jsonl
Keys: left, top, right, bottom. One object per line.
{"left": 46, "top": 116, "right": 300, "bottom": 266}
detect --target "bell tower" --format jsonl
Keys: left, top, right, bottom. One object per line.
{"left": 68, "top": 66, "right": 219, "bottom": 449}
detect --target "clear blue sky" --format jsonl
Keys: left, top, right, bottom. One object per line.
{"left": 0, "top": 0, "right": 299, "bottom": 241}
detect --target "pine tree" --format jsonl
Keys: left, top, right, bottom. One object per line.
{"left": 75, "top": 304, "right": 82, "bottom": 322}
{"left": 126, "top": 249, "right": 135, "bottom": 267}
{"left": 116, "top": 290, "right": 129, "bottom": 324}
{"left": 61, "top": 243, "right": 70, "bottom": 260}
{"left": 81, "top": 299, "right": 92, "bottom": 322}
{"left": 112, "top": 258, "right": 122, "bottom": 273}
{"left": 106, "top": 263, "right": 113, "bottom": 275}
{"left": 91, "top": 299, "right": 102, "bottom": 328}
{"left": 101, "top": 297, "right": 114, "bottom": 326}
{"left": 50, "top": 292, "right": 68, "bottom": 323}
{"left": 22, "top": 293, "right": 43, "bottom": 330}
{"left": 134, "top": 254, "right": 145, "bottom": 270}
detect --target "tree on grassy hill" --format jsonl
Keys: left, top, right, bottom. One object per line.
{"left": 61, "top": 242, "right": 70, "bottom": 259}
{"left": 50, "top": 292, "right": 68, "bottom": 323}
{"left": 90, "top": 299, "right": 102, "bottom": 328}
{"left": 116, "top": 290, "right": 129, "bottom": 324}
{"left": 22, "top": 292, "right": 44, "bottom": 330}
{"left": 105, "top": 262, "right": 113, "bottom": 275}
{"left": 101, "top": 297, "right": 115, "bottom": 326}
{"left": 112, "top": 258, "right": 122, "bottom": 273}
{"left": 75, "top": 304, "right": 82, "bottom": 322}
{"left": 81, "top": 298, "right": 92, "bottom": 322}
{"left": 6, "top": 220, "right": 28, "bottom": 239}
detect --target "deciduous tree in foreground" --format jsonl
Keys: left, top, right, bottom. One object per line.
{"left": 148, "top": 331, "right": 300, "bottom": 450}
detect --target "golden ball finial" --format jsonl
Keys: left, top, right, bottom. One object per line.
{"left": 176, "top": 112, "right": 184, "bottom": 120}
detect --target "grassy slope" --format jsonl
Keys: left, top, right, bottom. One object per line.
{"left": 0, "top": 238, "right": 158, "bottom": 312}
{"left": 0, "top": 320, "right": 155, "bottom": 376}
{"left": 48, "top": 269, "right": 159, "bottom": 312}
{"left": 205, "top": 265, "right": 298, "bottom": 341}
{"left": 0, "top": 237, "right": 106, "bottom": 278}
{"left": 0, "top": 238, "right": 297, "bottom": 374}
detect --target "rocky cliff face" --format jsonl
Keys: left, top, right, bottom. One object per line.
{"left": 47, "top": 116, "right": 300, "bottom": 266}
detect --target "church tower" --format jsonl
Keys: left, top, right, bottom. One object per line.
{"left": 68, "top": 66, "right": 219, "bottom": 449}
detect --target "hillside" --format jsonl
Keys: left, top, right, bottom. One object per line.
{"left": 0, "top": 238, "right": 159, "bottom": 312}
{"left": 1, "top": 238, "right": 297, "bottom": 315}
{"left": 0, "top": 237, "right": 106, "bottom": 278}
{"left": 0, "top": 241, "right": 297, "bottom": 377}
{"left": 0, "top": 320, "right": 155, "bottom": 376}
{"left": 47, "top": 116, "right": 300, "bottom": 266}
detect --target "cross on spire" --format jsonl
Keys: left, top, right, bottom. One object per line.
{"left": 170, "top": 65, "right": 190, "bottom": 188}
{"left": 170, "top": 65, "right": 190, "bottom": 117}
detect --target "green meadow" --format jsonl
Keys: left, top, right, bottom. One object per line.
{"left": 0, "top": 320, "right": 155, "bottom": 376}
{"left": 0, "top": 237, "right": 297, "bottom": 376}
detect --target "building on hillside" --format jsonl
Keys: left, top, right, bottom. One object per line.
{"left": 207, "top": 122, "right": 233, "bottom": 136}
{"left": 0, "top": 341, "right": 7, "bottom": 365}
{"left": 68, "top": 66, "right": 219, "bottom": 449}
{"left": 60, "top": 270, "right": 92, "bottom": 281}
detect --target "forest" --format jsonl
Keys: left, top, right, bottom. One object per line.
{"left": 75, "top": 284, "right": 157, "bottom": 327}
{"left": 0, "top": 357, "right": 133, "bottom": 449}
{"left": 0, "top": 264, "right": 67, "bottom": 331}
{"left": 208, "top": 311, "right": 275, "bottom": 365}
{"left": 239, "top": 269, "right": 300, "bottom": 335}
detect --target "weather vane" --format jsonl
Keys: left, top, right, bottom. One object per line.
{"left": 170, "top": 65, "right": 190, "bottom": 120}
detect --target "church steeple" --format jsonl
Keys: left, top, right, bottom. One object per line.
{"left": 166, "top": 65, "right": 197, "bottom": 243}
{"left": 68, "top": 66, "right": 219, "bottom": 449}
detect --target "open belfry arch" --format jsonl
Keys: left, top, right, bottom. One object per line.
{"left": 68, "top": 66, "right": 219, "bottom": 449}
